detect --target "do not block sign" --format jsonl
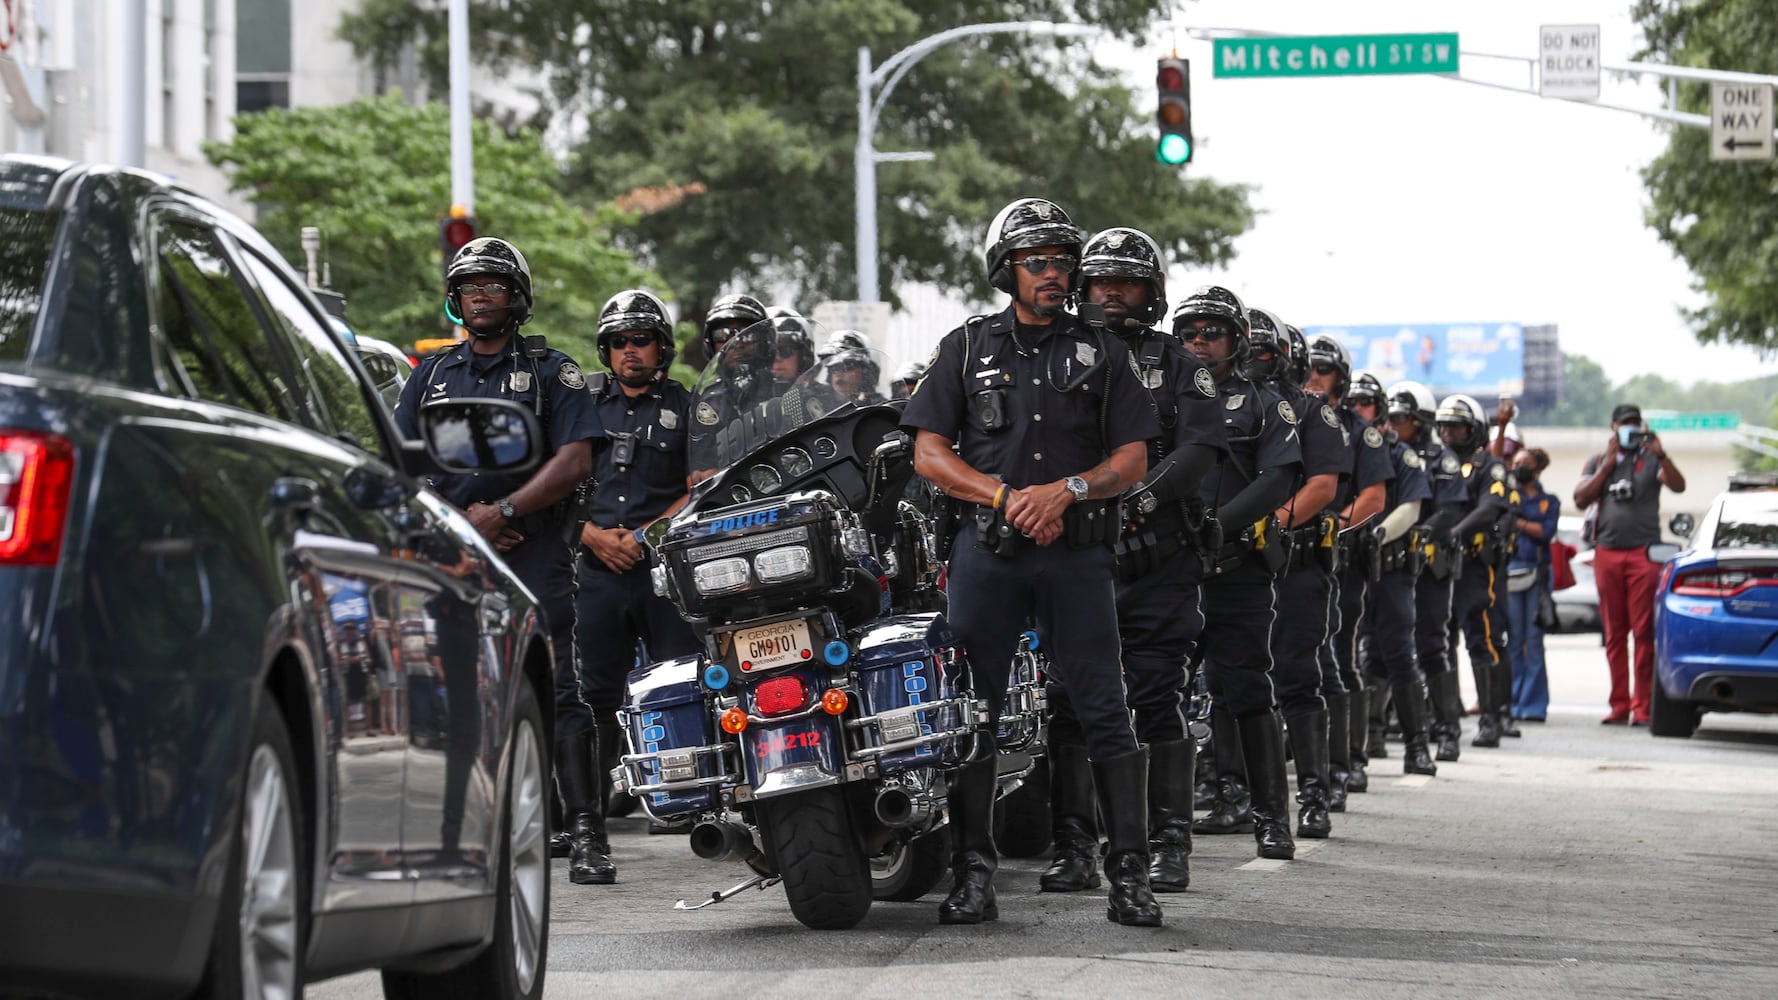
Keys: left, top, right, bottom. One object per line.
{"left": 1539, "top": 24, "right": 1600, "bottom": 101}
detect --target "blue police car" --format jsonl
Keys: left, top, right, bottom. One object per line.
{"left": 1651, "top": 474, "right": 1778, "bottom": 738}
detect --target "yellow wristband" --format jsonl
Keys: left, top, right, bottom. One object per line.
{"left": 993, "top": 484, "right": 1009, "bottom": 511}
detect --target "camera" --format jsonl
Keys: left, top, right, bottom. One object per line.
{"left": 1607, "top": 479, "right": 1634, "bottom": 502}
{"left": 609, "top": 431, "right": 638, "bottom": 469}
{"left": 1628, "top": 430, "right": 1652, "bottom": 447}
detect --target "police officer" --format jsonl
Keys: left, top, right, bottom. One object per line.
{"left": 1243, "top": 310, "right": 1348, "bottom": 840}
{"left": 572, "top": 289, "right": 703, "bottom": 878}
{"left": 770, "top": 313, "right": 818, "bottom": 380}
{"left": 1179, "top": 287, "right": 1304, "bottom": 861}
{"left": 1302, "top": 341, "right": 1399, "bottom": 806}
{"left": 1436, "top": 394, "right": 1517, "bottom": 748}
{"left": 394, "top": 237, "right": 605, "bottom": 885}
{"left": 903, "top": 198, "right": 1162, "bottom": 927}
{"left": 1034, "top": 227, "right": 1223, "bottom": 896}
{"left": 891, "top": 359, "right": 929, "bottom": 400}
{"left": 1386, "top": 381, "right": 1470, "bottom": 763}
{"left": 1348, "top": 373, "right": 1440, "bottom": 777}
{"left": 703, "top": 293, "right": 770, "bottom": 361}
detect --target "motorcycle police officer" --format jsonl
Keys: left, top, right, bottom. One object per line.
{"left": 1034, "top": 227, "right": 1223, "bottom": 897}
{"left": 1386, "top": 381, "right": 1469, "bottom": 763}
{"left": 1302, "top": 341, "right": 1397, "bottom": 806}
{"left": 1244, "top": 310, "right": 1348, "bottom": 840}
{"left": 701, "top": 292, "right": 770, "bottom": 361}
{"left": 394, "top": 237, "right": 605, "bottom": 885}
{"left": 1177, "top": 287, "right": 1303, "bottom": 862}
{"left": 572, "top": 289, "right": 703, "bottom": 879}
{"left": 903, "top": 198, "right": 1162, "bottom": 927}
{"left": 1436, "top": 394, "right": 1517, "bottom": 748}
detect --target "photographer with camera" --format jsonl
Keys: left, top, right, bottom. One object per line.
{"left": 1574, "top": 403, "right": 1686, "bottom": 725}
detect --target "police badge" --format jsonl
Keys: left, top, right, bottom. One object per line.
{"left": 508, "top": 371, "right": 532, "bottom": 393}
{"left": 1226, "top": 394, "right": 1246, "bottom": 410}
{"left": 660, "top": 409, "right": 679, "bottom": 430}
{"left": 1076, "top": 342, "right": 1096, "bottom": 367}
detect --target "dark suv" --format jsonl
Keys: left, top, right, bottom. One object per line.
{"left": 0, "top": 156, "right": 556, "bottom": 998}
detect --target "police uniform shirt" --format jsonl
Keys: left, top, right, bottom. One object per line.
{"left": 1286, "top": 387, "right": 1352, "bottom": 510}
{"left": 1387, "top": 433, "right": 1434, "bottom": 510}
{"left": 586, "top": 375, "right": 693, "bottom": 529}
{"left": 1336, "top": 408, "right": 1394, "bottom": 511}
{"left": 1579, "top": 446, "right": 1666, "bottom": 548}
{"left": 1416, "top": 438, "right": 1470, "bottom": 515}
{"left": 1455, "top": 449, "right": 1513, "bottom": 515}
{"left": 901, "top": 305, "right": 1160, "bottom": 488}
{"left": 1128, "top": 329, "right": 1227, "bottom": 463}
{"left": 1194, "top": 374, "right": 1303, "bottom": 510}
{"left": 396, "top": 340, "right": 601, "bottom": 509}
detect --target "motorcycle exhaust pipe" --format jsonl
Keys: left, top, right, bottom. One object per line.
{"left": 689, "top": 820, "right": 755, "bottom": 862}
{"left": 873, "top": 786, "right": 932, "bottom": 828}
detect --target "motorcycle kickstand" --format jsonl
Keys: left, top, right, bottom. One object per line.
{"left": 674, "top": 871, "right": 783, "bottom": 911}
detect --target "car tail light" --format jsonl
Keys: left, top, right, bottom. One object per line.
{"left": 1672, "top": 567, "right": 1778, "bottom": 598}
{"left": 0, "top": 432, "right": 76, "bottom": 566}
{"left": 753, "top": 674, "right": 810, "bottom": 717}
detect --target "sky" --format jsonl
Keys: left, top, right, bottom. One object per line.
{"left": 1099, "top": 0, "right": 1778, "bottom": 387}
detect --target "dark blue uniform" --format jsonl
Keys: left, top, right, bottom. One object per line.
{"left": 1413, "top": 436, "right": 1470, "bottom": 749}
{"left": 902, "top": 305, "right": 1159, "bottom": 761}
{"left": 575, "top": 374, "right": 700, "bottom": 714}
{"left": 1269, "top": 388, "right": 1350, "bottom": 719}
{"left": 396, "top": 340, "right": 602, "bottom": 737}
{"left": 1362, "top": 433, "right": 1434, "bottom": 690}
{"left": 1449, "top": 447, "right": 1515, "bottom": 727}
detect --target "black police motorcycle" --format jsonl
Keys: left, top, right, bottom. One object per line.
{"left": 611, "top": 322, "right": 1046, "bottom": 929}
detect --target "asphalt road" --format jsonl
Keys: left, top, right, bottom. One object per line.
{"left": 309, "top": 632, "right": 1778, "bottom": 999}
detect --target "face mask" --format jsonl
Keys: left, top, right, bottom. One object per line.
{"left": 1617, "top": 424, "right": 1641, "bottom": 449}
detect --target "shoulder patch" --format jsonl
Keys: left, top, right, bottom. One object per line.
{"left": 1490, "top": 463, "right": 1507, "bottom": 482}
{"left": 1363, "top": 426, "right": 1384, "bottom": 449}
{"left": 1194, "top": 368, "right": 1216, "bottom": 398}
{"left": 557, "top": 361, "right": 586, "bottom": 390}
{"left": 1278, "top": 400, "right": 1298, "bottom": 425}
{"left": 1489, "top": 481, "right": 1507, "bottom": 497}
{"left": 1538, "top": 498, "right": 1549, "bottom": 513}
{"left": 1402, "top": 448, "right": 1423, "bottom": 470}
{"left": 1320, "top": 406, "right": 1339, "bottom": 429}
{"left": 695, "top": 401, "right": 720, "bottom": 426}
{"left": 1440, "top": 453, "right": 1459, "bottom": 474}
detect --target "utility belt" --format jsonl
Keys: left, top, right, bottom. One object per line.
{"left": 1282, "top": 514, "right": 1340, "bottom": 574}
{"left": 1209, "top": 513, "right": 1285, "bottom": 579}
{"left": 968, "top": 496, "right": 1121, "bottom": 558}
{"left": 1463, "top": 526, "right": 1512, "bottom": 568}
{"left": 1420, "top": 526, "right": 1463, "bottom": 581}
{"left": 1112, "top": 502, "right": 1207, "bottom": 583}
{"left": 1377, "top": 527, "right": 1422, "bottom": 578}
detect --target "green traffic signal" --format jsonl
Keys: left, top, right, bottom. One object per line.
{"left": 1156, "top": 133, "right": 1191, "bottom": 165}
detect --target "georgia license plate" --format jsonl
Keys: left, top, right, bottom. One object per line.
{"left": 734, "top": 619, "right": 812, "bottom": 672}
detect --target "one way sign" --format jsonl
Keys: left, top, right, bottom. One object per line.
{"left": 1710, "top": 82, "right": 1774, "bottom": 161}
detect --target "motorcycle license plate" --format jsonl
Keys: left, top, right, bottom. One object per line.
{"left": 734, "top": 619, "right": 812, "bottom": 672}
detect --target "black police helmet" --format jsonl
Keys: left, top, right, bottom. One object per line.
{"left": 773, "top": 315, "right": 817, "bottom": 372}
{"left": 702, "top": 293, "right": 768, "bottom": 357}
{"left": 1079, "top": 227, "right": 1168, "bottom": 328}
{"left": 983, "top": 198, "right": 1083, "bottom": 295}
{"left": 1245, "top": 306, "right": 1290, "bottom": 383}
{"left": 445, "top": 237, "right": 533, "bottom": 329}
{"left": 1171, "top": 285, "right": 1250, "bottom": 363}
{"left": 596, "top": 288, "right": 675, "bottom": 371}
{"left": 1283, "top": 321, "right": 1308, "bottom": 387}
{"left": 1306, "top": 333, "right": 1352, "bottom": 399}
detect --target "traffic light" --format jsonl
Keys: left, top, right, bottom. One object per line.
{"left": 439, "top": 212, "right": 477, "bottom": 266}
{"left": 1156, "top": 56, "right": 1192, "bottom": 165}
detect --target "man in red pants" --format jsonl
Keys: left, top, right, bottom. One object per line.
{"left": 1574, "top": 404, "right": 1686, "bottom": 724}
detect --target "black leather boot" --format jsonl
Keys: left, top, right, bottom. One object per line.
{"left": 1193, "top": 731, "right": 1218, "bottom": 812}
{"left": 557, "top": 733, "right": 616, "bottom": 885}
{"left": 1326, "top": 692, "right": 1351, "bottom": 813}
{"left": 938, "top": 755, "right": 999, "bottom": 924}
{"left": 1038, "top": 744, "right": 1100, "bottom": 892}
{"left": 1286, "top": 710, "right": 1332, "bottom": 839}
{"left": 1494, "top": 663, "right": 1521, "bottom": 737}
{"left": 1471, "top": 661, "right": 1502, "bottom": 747}
{"left": 1365, "top": 677, "right": 1390, "bottom": 758}
{"left": 1238, "top": 712, "right": 1295, "bottom": 861}
{"left": 1094, "top": 749, "right": 1163, "bottom": 927}
{"left": 549, "top": 776, "right": 571, "bottom": 858}
{"left": 1347, "top": 686, "right": 1371, "bottom": 794}
{"left": 1192, "top": 707, "right": 1253, "bottom": 834}
{"left": 1146, "top": 740, "right": 1193, "bottom": 892}
{"left": 1427, "top": 671, "right": 1462, "bottom": 761}
{"left": 1393, "top": 681, "right": 1438, "bottom": 776}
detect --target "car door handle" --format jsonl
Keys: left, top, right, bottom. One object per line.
{"left": 270, "top": 476, "right": 321, "bottom": 511}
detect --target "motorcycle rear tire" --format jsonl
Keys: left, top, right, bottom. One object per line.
{"left": 993, "top": 757, "right": 1053, "bottom": 858}
{"left": 755, "top": 788, "right": 873, "bottom": 929}
{"left": 870, "top": 830, "right": 948, "bottom": 902}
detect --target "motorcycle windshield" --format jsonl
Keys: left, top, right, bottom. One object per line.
{"left": 688, "top": 319, "right": 892, "bottom": 477}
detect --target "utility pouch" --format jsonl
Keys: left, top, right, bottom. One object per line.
{"left": 968, "top": 386, "right": 1011, "bottom": 433}
{"left": 1113, "top": 526, "right": 1184, "bottom": 583}
{"left": 1249, "top": 515, "right": 1288, "bottom": 576}
{"left": 974, "top": 505, "right": 1020, "bottom": 558}
{"left": 1317, "top": 513, "right": 1340, "bottom": 574}
{"left": 931, "top": 496, "right": 961, "bottom": 562}
{"left": 1064, "top": 498, "right": 1119, "bottom": 549}
{"left": 1361, "top": 525, "right": 1385, "bottom": 581}
{"left": 1407, "top": 526, "right": 1430, "bottom": 577}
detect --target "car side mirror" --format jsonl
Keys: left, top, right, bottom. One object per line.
{"left": 418, "top": 399, "right": 542, "bottom": 475}
{"left": 1646, "top": 541, "right": 1682, "bottom": 564}
{"left": 1668, "top": 512, "right": 1694, "bottom": 539}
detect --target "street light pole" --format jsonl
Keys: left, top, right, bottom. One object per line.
{"left": 447, "top": 0, "right": 474, "bottom": 216}
{"left": 854, "top": 21, "right": 1099, "bottom": 303}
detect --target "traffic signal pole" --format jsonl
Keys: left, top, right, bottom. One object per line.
{"left": 448, "top": 0, "right": 474, "bottom": 217}
{"left": 854, "top": 21, "right": 1099, "bottom": 303}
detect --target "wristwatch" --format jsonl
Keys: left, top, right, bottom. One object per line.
{"left": 1064, "top": 476, "right": 1089, "bottom": 503}
{"left": 496, "top": 498, "right": 518, "bottom": 520}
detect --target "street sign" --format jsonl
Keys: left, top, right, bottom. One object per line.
{"left": 1710, "top": 82, "right": 1774, "bottom": 161}
{"left": 1539, "top": 24, "right": 1600, "bottom": 101}
{"left": 1213, "top": 34, "right": 1459, "bottom": 79}
{"left": 1644, "top": 411, "right": 1742, "bottom": 433}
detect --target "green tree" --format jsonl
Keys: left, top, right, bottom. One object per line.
{"left": 339, "top": 1, "right": 1258, "bottom": 323}
{"left": 1635, "top": 0, "right": 1778, "bottom": 355}
{"left": 204, "top": 93, "right": 659, "bottom": 367}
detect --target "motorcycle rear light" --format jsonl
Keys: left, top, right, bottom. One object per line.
{"left": 0, "top": 432, "right": 76, "bottom": 566}
{"left": 753, "top": 675, "right": 810, "bottom": 716}
{"left": 821, "top": 689, "right": 849, "bottom": 715}
{"left": 693, "top": 557, "right": 751, "bottom": 595}
{"left": 1673, "top": 568, "right": 1778, "bottom": 598}
{"left": 753, "top": 544, "right": 814, "bottom": 583}
{"left": 720, "top": 707, "right": 749, "bottom": 734}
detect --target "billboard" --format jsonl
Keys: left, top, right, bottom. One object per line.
{"left": 1300, "top": 322, "right": 1524, "bottom": 397}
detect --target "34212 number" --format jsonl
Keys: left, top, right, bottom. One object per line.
{"left": 754, "top": 730, "right": 822, "bottom": 757}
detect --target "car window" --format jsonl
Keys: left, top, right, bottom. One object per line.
{"left": 0, "top": 205, "right": 59, "bottom": 363}
{"left": 152, "top": 220, "right": 298, "bottom": 421}
{"left": 1712, "top": 505, "right": 1778, "bottom": 550}
{"left": 235, "top": 248, "right": 387, "bottom": 457}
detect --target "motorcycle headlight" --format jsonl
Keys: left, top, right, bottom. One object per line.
{"left": 693, "top": 557, "right": 751, "bottom": 595}
{"left": 754, "top": 544, "right": 814, "bottom": 584}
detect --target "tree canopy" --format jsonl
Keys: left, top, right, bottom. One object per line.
{"left": 339, "top": 0, "right": 1258, "bottom": 323}
{"left": 203, "top": 93, "right": 667, "bottom": 372}
{"left": 1634, "top": 0, "right": 1778, "bottom": 355}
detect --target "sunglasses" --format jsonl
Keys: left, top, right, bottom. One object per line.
{"left": 1348, "top": 395, "right": 1379, "bottom": 407}
{"left": 776, "top": 343, "right": 804, "bottom": 359}
{"left": 1011, "top": 253, "right": 1079, "bottom": 276}
{"left": 709, "top": 325, "right": 745, "bottom": 346}
{"left": 608, "top": 332, "right": 657, "bottom": 350}
{"left": 1311, "top": 362, "right": 1339, "bottom": 376}
{"left": 457, "top": 282, "right": 509, "bottom": 297}
{"left": 1180, "top": 325, "right": 1229, "bottom": 343}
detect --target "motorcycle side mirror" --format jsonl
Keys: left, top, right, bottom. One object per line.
{"left": 1668, "top": 512, "right": 1694, "bottom": 539}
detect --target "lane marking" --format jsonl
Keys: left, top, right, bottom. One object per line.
{"left": 1237, "top": 839, "right": 1323, "bottom": 871}
{"left": 1396, "top": 774, "right": 1432, "bottom": 789}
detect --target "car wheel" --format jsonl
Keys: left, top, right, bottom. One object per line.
{"left": 1649, "top": 675, "right": 1700, "bottom": 739}
{"left": 198, "top": 697, "right": 306, "bottom": 1000}
{"left": 383, "top": 682, "right": 550, "bottom": 1000}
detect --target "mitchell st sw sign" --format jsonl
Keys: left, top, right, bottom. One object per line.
{"left": 1213, "top": 34, "right": 1460, "bottom": 79}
